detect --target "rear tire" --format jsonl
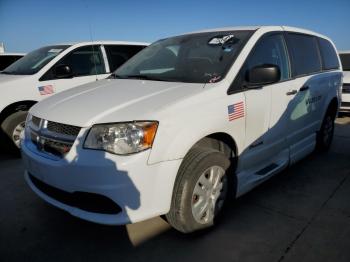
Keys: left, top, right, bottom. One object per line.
{"left": 316, "top": 107, "right": 336, "bottom": 151}
{"left": 166, "top": 147, "right": 232, "bottom": 233}
{"left": 1, "top": 111, "right": 28, "bottom": 149}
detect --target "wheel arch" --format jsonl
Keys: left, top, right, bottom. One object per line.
{"left": 0, "top": 100, "right": 37, "bottom": 124}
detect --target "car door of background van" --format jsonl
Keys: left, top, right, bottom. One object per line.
{"left": 38, "top": 45, "right": 109, "bottom": 96}
{"left": 283, "top": 33, "right": 325, "bottom": 164}
{"left": 238, "top": 33, "right": 291, "bottom": 174}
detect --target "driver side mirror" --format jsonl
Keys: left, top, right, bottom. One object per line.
{"left": 55, "top": 65, "right": 73, "bottom": 79}
{"left": 246, "top": 64, "right": 281, "bottom": 88}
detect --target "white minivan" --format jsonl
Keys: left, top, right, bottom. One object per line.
{"left": 0, "top": 41, "right": 148, "bottom": 148}
{"left": 22, "top": 26, "right": 342, "bottom": 233}
{"left": 339, "top": 51, "right": 350, "bottom": 112}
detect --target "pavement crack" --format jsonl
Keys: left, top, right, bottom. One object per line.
{"left": 277, "top": 174, "right": 349, "bottom": 262}
{"left": 252, "top": 203, "right": 305, "bottom": 222}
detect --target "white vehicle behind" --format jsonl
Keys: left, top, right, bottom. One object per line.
{"left": 339, "top": 51, "right": 350, "bottom": 112}
{"left": 0, "top": 53, "right": 25, "bottom": 71}
{"left": 0, "top": 41, "right": 148, "bottom": 148}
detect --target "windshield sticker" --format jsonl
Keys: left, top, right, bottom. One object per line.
{"left": 209, "top": 75, "right": 221, "bottom": 83}
{"left": 38, "top": 85, "right": 54, "bottom": 95}
{"left": 208, "top": 35, "right": 235, "bottom": 45}
{"left": 48, "top": 49, "right": 63, "bottom": 53}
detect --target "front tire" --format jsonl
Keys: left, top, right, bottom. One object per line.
{"left": 1, "top": 111, "right": 28, "bottom": 149}
{"left": 166, "top": 147, "right": 231, "bottom": 233}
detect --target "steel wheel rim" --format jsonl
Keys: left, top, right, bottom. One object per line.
{"left": 12, "top": 121, "right": 26, "bottom": 148}
{"left": 323, "top": 116, "right": 333, "bottom": 146}
{"left": 191, "top": 165, "right": 228, "bottom": 225}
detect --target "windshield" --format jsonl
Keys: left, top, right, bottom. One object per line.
{"left": 2, "top": 45, "right": 70, "bottom": 75}
{"left": 114, "top": 31, "right": 253, "bottom": 83}
{"left": 340, "top": 53, "right": 350, "bottom": 71}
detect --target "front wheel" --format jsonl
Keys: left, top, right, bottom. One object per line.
{"left": 166, "top": 147, "right": 232, "bottom": 233}
{"left": 1, "top": 111, "right": 28, "bottom": 149}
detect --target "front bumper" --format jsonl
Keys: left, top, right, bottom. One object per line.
{"left": 22, "top": 135, "right": 181, "bottom": 225}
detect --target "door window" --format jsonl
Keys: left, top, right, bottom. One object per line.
{"left": 318, "top": 38, "right": 339, "bottom": 71}
{"left": 286, "top": 33, "right": 322, "bottom": 77}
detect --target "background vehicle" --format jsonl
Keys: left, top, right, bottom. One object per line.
{"left": 0, "top": 41, "right": 148, "bottom": 149}
{"left": 0, "top": 53, "right": 25, "bottom": 71}
{"left": 339, "top": 51, "right": 350, "bottom": 112}
{"left": 22, "top": 26, "right": 342, "bottom": 233}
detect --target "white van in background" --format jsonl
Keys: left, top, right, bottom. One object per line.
{"left": 0, "top": 53, "right": 25, "bottom": 71}
{"left": 0, "top": 41, "right": 148, "bottom": 148}
{"left": 339, "top": 51, "right": 350, "bottom": 112}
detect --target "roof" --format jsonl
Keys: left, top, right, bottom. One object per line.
{"left": 339, "top": 50, "right": 350, "bottom": 54}
{"left": 0, "top": 52, "right": 25, "bottom": 56}
{"left": 55, "top": 40, "right": 149, "bottom": 46}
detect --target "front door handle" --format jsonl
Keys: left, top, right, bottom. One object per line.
{"left": 300, "top": 85, "right": 309, "bottom": 92}
{"left": 286, "top": 90, "right": 298, "bottom": 96}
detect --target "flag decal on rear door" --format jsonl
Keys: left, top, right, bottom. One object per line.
{"left": 38, "top": 85, "right": 54, "bottom": 95}
{"left": 227, "top": 102, "right": 244, "bottom": 121}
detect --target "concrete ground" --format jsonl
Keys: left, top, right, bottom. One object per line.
{"left": 1, "top": 116, "right": 350, "bottom": 262}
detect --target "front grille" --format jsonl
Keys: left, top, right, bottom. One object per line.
{"left": 341, "top": 102, "right": 350, "bottom": 107}
{"left": 47, "top": 121, "right": 81, "bottom": 136}
{"left": 29, "top": 174, "right": 122, "bottom": 214}
{"left": 343, "top": 84, "right": 350, "bottom": 94}
{"left": 27, "top": 117, "right": 81, "bottom": 158}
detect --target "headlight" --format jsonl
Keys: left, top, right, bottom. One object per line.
{"left": 84, "top": 121, "right": 158, "bottom": 155}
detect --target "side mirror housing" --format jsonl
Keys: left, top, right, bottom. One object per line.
{"left": 55, "top": 65, "right": 73, "bottom": 79}
{"left": 246, "top": 64, "right": 281, "bottom": 88}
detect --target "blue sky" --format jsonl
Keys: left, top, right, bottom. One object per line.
{"left": 0, "top": 0, "right": 349, "bottom": 53}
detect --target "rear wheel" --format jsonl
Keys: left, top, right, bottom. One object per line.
{"left": 1, "top": 111, "right": 28, "bottom": 149}
{"left": 166, "top": 147, "right": 232, "bottom": 233}
{"left": 316, "top": 108, "right": 336, "bottom": 151}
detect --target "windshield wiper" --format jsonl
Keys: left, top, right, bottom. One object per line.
{"left": 109, "top": 74, "right": 171, "bottom": 82}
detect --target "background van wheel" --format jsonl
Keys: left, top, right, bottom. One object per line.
{"left": 166, "top": 147, "right": 232, "bottom": 233}
{"left": 1, "top": 111, "right": 28, "bottom": 149}
{"left": 316, "top": 108, "right": 336, "bottom": 151}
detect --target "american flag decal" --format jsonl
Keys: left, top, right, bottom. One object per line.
{"left": 38, "top": 85, "right": 54, "bottom": 95}
{"left": 228, "top": 102, "right": 244, "bottom": 121}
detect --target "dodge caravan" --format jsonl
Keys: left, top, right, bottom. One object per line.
{"left": 22, "top": 26, "right": 342, "bottom": 233}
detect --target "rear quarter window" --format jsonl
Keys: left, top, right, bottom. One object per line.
{"left": 318, "top": 38, "right": 340, "bottom": 70}
{"left": 286, "top": 33, "right": 322, "bottom": 77}
{"left": 340, "top": 53, "right": 350, "bottom": 71}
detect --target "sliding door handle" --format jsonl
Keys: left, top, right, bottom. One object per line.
{"left": 286, "top": 90, "right": 298, "bottom": 96}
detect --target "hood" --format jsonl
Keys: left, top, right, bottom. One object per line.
{"left": 0, "top": 73, "right": 30, "bottom": 84}
{"left": 30, "top": 79, "right": 205, "bottom": 127}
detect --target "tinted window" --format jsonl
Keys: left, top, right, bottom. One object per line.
{"left": 318, "top": 38, "right": 339, "bottom": 70}
{"left": 0, "top": 55, "right": 23, "bottom": 71}
{"left": 41, "top": 45, "right": 106, "bottom": 80}
{"left": 340, "top": 53, "right": 350, "bottom": 71}
{"left": 286, "top": 33, "right": 321, "bottom": 77}
{"left": 114, "top": 31, "right": 253, "bottom": 83}
{"left": 244, "top": 34, "right": 290, "bottom": 81}
{"left": 105, "top": 45, "right": 145, "bottom": 72}
{"left": 1, "top": 45, "right": 69, "bottom": 75}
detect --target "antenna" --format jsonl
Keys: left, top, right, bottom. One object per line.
{"left": 82, "top": 0, "right": 98, "bottom": 81}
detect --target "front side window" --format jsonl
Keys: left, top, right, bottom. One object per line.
{"left": 244, "top": 34, "right": 290, "bottom": 81}
{"left": 1, "top": 45, "right": 70, "bottom": 75}
{"left": 286, "top": 33, "right": 322, "bottom": 77}
{"left": 113, "top": 31, "right": 253, "bottom": 83}
{"left": 340, "top": 53, "right": 350, "bottom": 71}
{"left": 59, "top": 45, "right": 106, "bottom": 76}
{"left": 318, "top": 38, "right": 340, "bottom": 70}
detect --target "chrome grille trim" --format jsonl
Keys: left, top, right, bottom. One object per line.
{"left": 26, "top": 116, "right": 81, "bottom": 158}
